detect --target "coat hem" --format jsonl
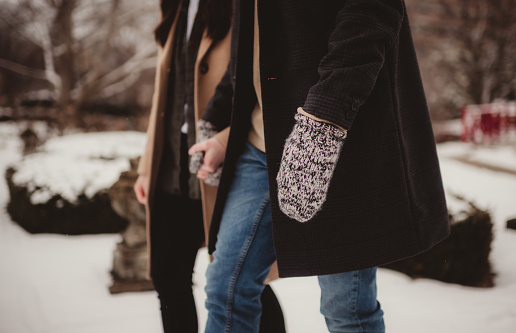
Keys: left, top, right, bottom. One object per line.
{"left": 275, "top": 223, "right": 449, "bottom": 278}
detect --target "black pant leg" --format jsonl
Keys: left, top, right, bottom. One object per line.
{"left": 150, "top": 190, "right": 204, "bottom": 333}
{"left": 259, "top": 285, "right": 287, "bottom": 333}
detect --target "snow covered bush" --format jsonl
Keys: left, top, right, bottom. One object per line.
{"left": 383, "top": 194, "right": 494, "bottom": 287}
{"left": 5, "top": 131, "right": 146, "bottom": 234}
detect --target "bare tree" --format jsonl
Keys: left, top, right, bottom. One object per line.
{"left": 438, "top": 0, "right": 516, "bottom": 104}
{"left": 0, "top": 0, "right": 158, "bottom": 114}
{"left": 0, "top": 5, "right": 47, "bottom": 107}
{"left": 404, "top": 0, "right": 516, "bottom": 120}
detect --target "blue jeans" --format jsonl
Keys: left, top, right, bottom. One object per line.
{"left": 319, "top": 268, "right": 384, "bottom": 332}
{"left": 205, "top": 143, "right": 384, "bottom": 333}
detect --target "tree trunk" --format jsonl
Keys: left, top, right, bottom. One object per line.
{"left": 51, "top": 0, "right": 77, "bottom": 109}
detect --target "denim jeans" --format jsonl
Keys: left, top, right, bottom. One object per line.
{"left": 205, "top": 143, "right": 277, "bottom": 333}
{"left": 319, "top": 268, "right": 385, "bottom": 332}
{"left": 205, "top": 143, "right": 384, "bottom": 333}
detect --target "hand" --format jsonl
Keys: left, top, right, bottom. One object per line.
{"left": 133, "top": 174, "right": 150, "bottom": 205}
{"left": 189, "top": 137, "right": 226, "bottom": 186}
{"left": 276, "top": 113, "right": 346, "bottom": 222}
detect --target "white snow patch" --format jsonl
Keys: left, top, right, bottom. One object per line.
{"left": 445, "top": 192, "right": 475, "bottom": 221}
{"left": 10, "top": 131, "right": 146, "bottom": 204}
{"left": 438, "top": 141, "right": 516, "bottom": 173}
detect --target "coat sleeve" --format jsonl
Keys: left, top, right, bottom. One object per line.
{"left": 302, "top": 0, "right": 405, "bottom": 131}
{"left": 201, "top": 63, "right": 233, "bottom": 132}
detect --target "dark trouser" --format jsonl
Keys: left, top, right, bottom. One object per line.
{"left": 150, "top": 136, "right": 286, "bottom": 333}
{"left": 151, "top": 189, "right": 204, "bottom": 333}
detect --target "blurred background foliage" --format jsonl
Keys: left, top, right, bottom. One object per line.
{"left": 0, "top": 0, "right": 515, "bottom": 131}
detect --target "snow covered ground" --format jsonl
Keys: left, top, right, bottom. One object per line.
{"left": 1, "top": 122, "right": 515, "bottom": 333}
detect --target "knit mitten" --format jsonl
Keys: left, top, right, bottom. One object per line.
{"left": 189, "top": 120, "right": 223, "bottom": 186}
{"left": 276, "top": 113, "right": 347, "bottom": 222}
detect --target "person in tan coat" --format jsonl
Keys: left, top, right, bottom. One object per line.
{"left": 133, "top": 0, "right": 284, "bottom": 332}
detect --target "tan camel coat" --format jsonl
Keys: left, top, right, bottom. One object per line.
{"left": 137, "top": 12, "right": 278, "bottom": 281}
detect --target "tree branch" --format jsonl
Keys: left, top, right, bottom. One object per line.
{"left": 0, "top": 58, "right": 49, "bottom": 80}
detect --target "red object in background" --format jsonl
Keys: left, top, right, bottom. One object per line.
{"left": 461, "top": 102, "right": 516, "bottom": 144}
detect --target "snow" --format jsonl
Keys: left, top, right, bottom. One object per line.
{"left": 438, "top": 141, "right": 516, "bottom": 174}
{"left": 10, "top": 131, "right": 146, "bottom": 204}
{"left": 1, "top": 122, "right": 516, "bottom": 333}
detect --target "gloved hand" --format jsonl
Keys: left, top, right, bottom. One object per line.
{"left": 276, "top": 113, "right": 347, "bottom": 222}
{"left": 189, "top": 120, "right": 223, "bottom": 186}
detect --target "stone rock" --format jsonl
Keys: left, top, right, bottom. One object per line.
{"left": 108, "top": 157, "right": 154, "bottom": 294}
{"left": 109, "top": 158, "right": 146, "bottom": 247}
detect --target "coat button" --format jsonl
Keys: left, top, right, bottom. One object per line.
{"left": 200, "top": 63, "right": 209, "bottom": 74}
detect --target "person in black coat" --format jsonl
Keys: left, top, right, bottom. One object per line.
{"left": 134, "top": 0, "right": 286, "bottom": 332}
{"left": 189, "top": 0, "right": 450, "bottom": 332}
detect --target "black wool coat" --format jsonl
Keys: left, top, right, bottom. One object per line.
{"left": 203, "top": 0, "right": 450, "bottom": 278}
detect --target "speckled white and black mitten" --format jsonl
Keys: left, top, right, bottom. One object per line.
{"left": 276, "top": 113, "right": 347, "bottom": 222}
{"left": 189, "top": 120, "right": 223, "bottom": 186}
